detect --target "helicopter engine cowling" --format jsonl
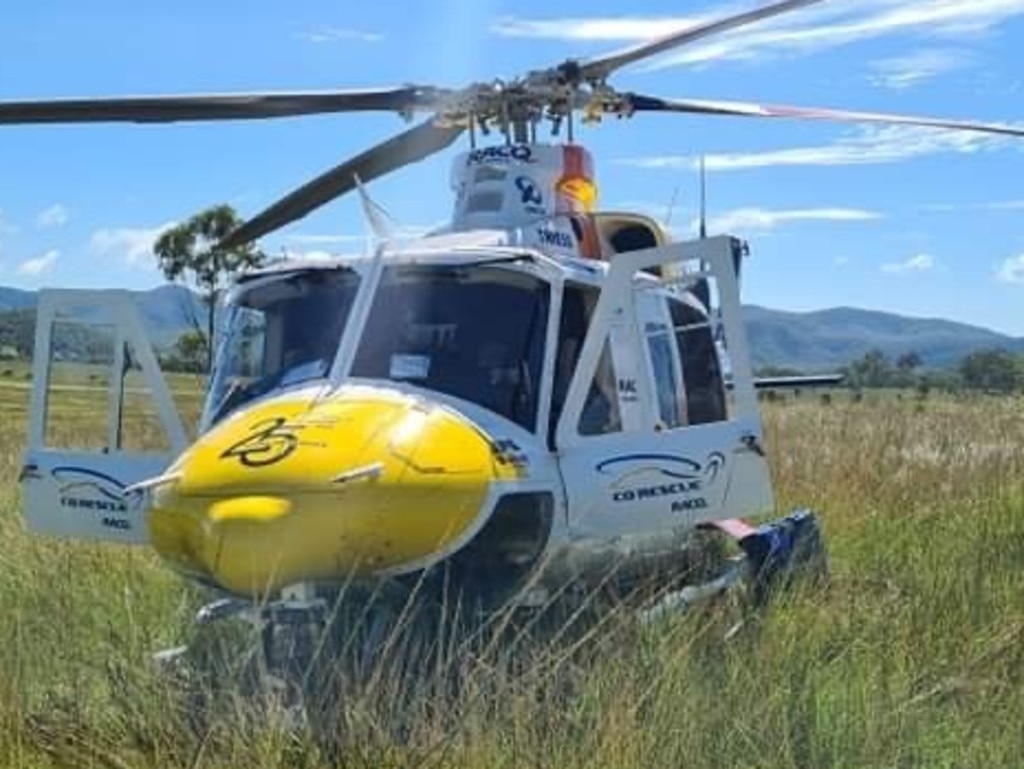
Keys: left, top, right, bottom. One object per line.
{"left": 147, "top": 387, "right": 525, "bottom": 597}
{"left": 449, "top": 143, "right": 597, "bottom": 236}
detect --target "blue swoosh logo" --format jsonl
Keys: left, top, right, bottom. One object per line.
{"left": 52, "top": 466, "right": 127, "bottom": 502}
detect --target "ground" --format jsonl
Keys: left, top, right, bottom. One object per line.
{"left": 0, "top": 378, "right": 1022, "bottom": 768}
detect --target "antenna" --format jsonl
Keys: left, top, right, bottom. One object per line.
{"left": 699, "top": 155, "right": 708, "bottom": 239}
{"left": 354, "top": 173, "right": 397, "bottom": 244}
{"left": 693, "top": 154, "right": 712, "bottom": 311}
{"left": 663, "top": 185, "right": 680, "bottom": 229}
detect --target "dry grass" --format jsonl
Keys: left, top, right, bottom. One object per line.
{"left": 0, "top": 383, "right": 1022, "bottom": 768}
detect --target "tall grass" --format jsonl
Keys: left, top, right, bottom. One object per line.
{"left": 1, "top": 387, "right": 1022, "bottom": 768}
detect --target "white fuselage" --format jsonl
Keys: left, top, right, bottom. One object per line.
{"left": 19, "top": 149, "right": 773, "bottom": 600}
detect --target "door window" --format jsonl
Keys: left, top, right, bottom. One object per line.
{"left": 669, "top": 297, "right": 728, "bottom": 425}
{"left": 578, "top": 341, "right": 622, "bottom": 436}
{"left": 645, "top": 322, "right": 682, "bottom": 428}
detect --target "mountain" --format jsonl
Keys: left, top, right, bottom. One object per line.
{"left": 0, "top": 285, "right": 1020, "bottom": 370}
{"left": 0, "top": 287, "right": 39, "bottom": 312}
{"left": 744, "top": 305, "right": 1024, "bottom": 371}
{"left": 0, "top": 285, "right": 205, "bottom": 354}
{"left": 130, "top": 285, "right": 207, "bottom": 348}
{"left": 52, "top": 285, "right": 206, "bottom": 349}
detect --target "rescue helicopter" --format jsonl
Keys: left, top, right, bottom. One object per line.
{"left": 6, "top": 0, "right": 1023, "bottom": 684}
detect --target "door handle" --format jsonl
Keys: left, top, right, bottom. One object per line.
{"left": 738, "top": 434, "right": 765, "bottom": 456}
{"left": 18, "top": 463, "right": 42, "bottom": 482}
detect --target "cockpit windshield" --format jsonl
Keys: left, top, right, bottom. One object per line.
{"left": 350, "top": 264, "right": 550, "bottom": 430}
{"left": 205, "top": 268, "right": 360, "bottom": 424}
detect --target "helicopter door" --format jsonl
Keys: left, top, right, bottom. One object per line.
{"left": 554, "top": 236, "right": 773, "bottom": 541}
{"left": 19, "top": 290, "right": 188, "bottom": 545}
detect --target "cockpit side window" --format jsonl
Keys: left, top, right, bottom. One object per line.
{"left": 204, "top": 269, "right": 360, "bottom": 424}
{"left": 548, "top": 282, "right": 622, "bottom": 447}
{"left": 669, "top": 298, "right": 727, "bottom": 425}
{"left": 578, "top": 341, "right": 623, "bottom": 437}
{"left": 645, "top": 319, "right": 683, "bottom": 429}
{"left": 350, "top": 265, "right": 550, "bottom": 431}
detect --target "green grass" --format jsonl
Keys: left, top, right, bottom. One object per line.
{"left": 0, "top": 383, "right": 1022, "bottom": 768}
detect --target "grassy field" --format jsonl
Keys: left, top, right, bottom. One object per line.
{"left": 0, "top": 379, "right": 1022, "bottom": 768}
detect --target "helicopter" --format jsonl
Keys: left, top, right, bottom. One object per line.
{"left": 7, "top": 0, "right": 1024, "bottom": 677}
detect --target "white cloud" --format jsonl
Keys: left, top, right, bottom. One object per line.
{"left": 868, "top": 48, "right": 971, "bottom": 89}
{"left": 493, "top": 0, "right": 1024, "bottom": 69}
{"left": 624, "top": 124, "right": 1017, "bottom": 172}
{"left": 35, "top": 203, "right": 70, "bottom": 229}
{"left": 922, "top": 200, "right": 1024, "bottom": 212}
{"left": 285, "top": 224, "right": 436, "bottom": 250}
{"left": 882, "top": 253, "right": 936, "bottom": 273}
{"left": 286, "top": 233, "right": 368, "bottom": 245}
{"left": 699, "top": 206, "right": 881, "bottom": 234}
{"left": 18, "top": 249, "right": 59, "bottom": 276}
{"left": 279, "top": 247, "right": 338, "bottom": 262}
{"left": 978, "top": 200, "right": 1024, "bottom": 210}
{"left": 296, "top": 26, "right": 382, "bottom": 44}
{"left": 89, "top": 222, "right": 176, "bottom": 266}
{"left": 491, "top": 15, "right": 706, "bottom": 41}
{"left": 997, "top": 254, "right": 1024, "bottom": 284}
{"left": 652, "top": 0, "right": 1024, "bottom": 69}
{"left": 392, "top": 223, "right": 441, "bottom": 240}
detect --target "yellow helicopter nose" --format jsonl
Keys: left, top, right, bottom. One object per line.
{"left": 148, "top": 390, "right": 518, "bottom": 596}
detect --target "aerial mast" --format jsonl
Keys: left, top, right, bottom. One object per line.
{"left": 699, "top": 155, "right": 708, "bottom": 240}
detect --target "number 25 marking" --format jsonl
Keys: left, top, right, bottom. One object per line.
{"left": 220, "top": 417, "right": 300, "bottom": 468}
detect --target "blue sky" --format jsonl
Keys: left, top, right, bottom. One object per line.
{"left": 1, "top": 0, "right": 1023, "bottom": 335}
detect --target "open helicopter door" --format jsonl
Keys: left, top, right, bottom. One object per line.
{"left": 554, "top": 235, "right": 772, "bottom": 541}
{"left": 19, "top": 290, "right": 188, "bottom": 544}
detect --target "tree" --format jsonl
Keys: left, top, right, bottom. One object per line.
{"left": 0, "top": 309, "right": 39, "bottom": 358}
{"left": 755, "top": 365, "right": 806, "bottom": 378}
{"left": 169, "top": 329, "right": 209, "bottom": 374}
{"left": 895, "top": 351, "right": 923, "bottom": 388}
{"left": 153, "top": 204, "right": 265, "bottom": 369}
{"left": 958, "top": 348, "right": 1022, "bottom": 394}
{"left": 843, "top": 349, "right": 892, "bottom": 389}
{"left": 896, "top": 351, "right": 922, "bottom": 374}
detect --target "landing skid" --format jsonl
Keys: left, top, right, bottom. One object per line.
{"left": 154, "top": 510, "right": 827, "bottom": 749}
{"left": 159, "top": 510, "right": 828, "bottom": 665}
{"left": 642, "top": 509, "right": 828, "bottom": 622}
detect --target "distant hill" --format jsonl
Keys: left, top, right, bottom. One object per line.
{"left": 127, "top": 285, "right": 207, "bottom": 348}
{"left": 0, "top": 285, "right": 1020, "bottom": 370}
{"left": 0, "top": 287, "right": 39, "bottom": 313}
{"left": 744, "top": 305, "right": 1024, "bottom": 371}
{"left": 0, "top": 285, "right": 205, "bottom": 354}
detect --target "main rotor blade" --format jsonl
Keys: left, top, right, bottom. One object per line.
{"left": 220, "top": 118, "right": 465, "bottom": 248}
{"left": 0, "top": 87, "right": 447, "bottom": 125}
{"left": 624, "top": 94, "right": 1024, "bottom": 137}
{"left": 579, "top": 0, "right": 827, "bottom": 81}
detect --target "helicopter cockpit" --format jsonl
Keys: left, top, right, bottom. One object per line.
{"left": 204, "top": 261, "right": 553, "bottom": 432}
{"left": 203, "top": 248, "right": 729, "bottom": 456}
{"left": 350, "top": 263, "right": 550, "bottom": 431}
